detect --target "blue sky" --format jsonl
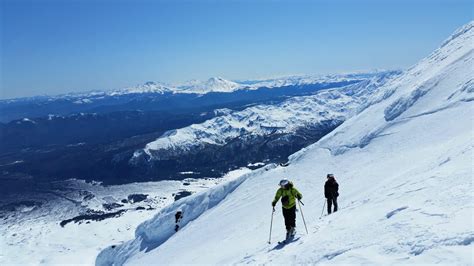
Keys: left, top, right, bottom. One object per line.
{"left": 1, "top": 0, "right": 472, "bottom": 99}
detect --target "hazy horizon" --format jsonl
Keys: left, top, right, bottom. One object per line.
{"left": 1, "top": 0, "right": 472, "bottom": 99}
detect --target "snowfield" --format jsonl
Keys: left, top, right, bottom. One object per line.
{"left": 96, "top": 21, "right": 474, "bottom": 265}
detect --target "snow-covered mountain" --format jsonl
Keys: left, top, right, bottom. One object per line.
{"left": 1, "top": 71, "right": 395, "bottom": 185}
{"left": 97, "top": 21, "right": 474, "bottom": 265}
{"left": 238, "top": 72, "right": 390, "bottom": 89}
{"left": 108, "top": 81, "right": 173, "bottom": 96}
{"left": 96, "top": 77, "right": 240, "bottom": 96}
{"left": 173, "top": 77, "right": 241, "bottom": 93}
{"left": 131, "top": 72, "right": 396, "bottom": 163}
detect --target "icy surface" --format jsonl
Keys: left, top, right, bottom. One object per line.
{"left": 97, "top": 21, "right": 474, "bottom": 265}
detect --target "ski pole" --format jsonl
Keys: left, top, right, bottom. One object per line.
{"left": 268, "top": 207, "right": 274, "bottom": 244}
{"left": 297, "top": 200, "right": 308, "bottom": 234}
{"left": 319, "top": 200, "right": 326, "bottom": 219}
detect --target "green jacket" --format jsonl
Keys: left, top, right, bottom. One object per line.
{"left": 272, "top": 184, "right": 302, "bottom": 209}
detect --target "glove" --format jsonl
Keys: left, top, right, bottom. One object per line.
{"left": 296, "top": 195, "right": 302, "bottom": 201}
{"left": 271, "top": 201, "right": 276, "bottom": 207}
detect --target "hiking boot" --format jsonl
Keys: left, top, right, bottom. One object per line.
{"left": 290, "top": 227, "right": 296, "bottom": 236}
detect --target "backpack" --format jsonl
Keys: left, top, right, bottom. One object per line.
{"left": 281, "top": 195, "right": 289, "bottom": 205}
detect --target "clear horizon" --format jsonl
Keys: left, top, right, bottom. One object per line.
{"left": 1, "top": 0, "right": 472, "bottom": 99}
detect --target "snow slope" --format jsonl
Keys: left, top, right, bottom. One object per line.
{"left": 0, "top": 169, "right": 251, "bottom": 265}
{"left": 97, "top": 21, "right": 474, "bottom": 265}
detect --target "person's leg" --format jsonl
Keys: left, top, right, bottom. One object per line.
{"left": 282, "top": 207, "right": 291, "bottom": 230}
{"left": 290, "top": 206, "right": 296, "bottom": 235}
{"left": 333, "top": 197, "right": 338, "bottom": 212}
{"left": 327, "top": 198, "right": 332, "bottom": 214}
{"left": 283, "top": 207, "right": 293, "bottom": 239}
{"left": 290, "top": 206, "right": 296, "bottom": 228}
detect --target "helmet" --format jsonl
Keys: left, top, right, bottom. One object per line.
{"left": 327, "top": 174, "right": 334, "bottom": 178}
{"left": 279, "top": 179, "right": 289, "bottom": 186}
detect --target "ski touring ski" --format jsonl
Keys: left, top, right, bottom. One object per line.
{"left": 277, "top": 236, "right": 300, "bottom": 246}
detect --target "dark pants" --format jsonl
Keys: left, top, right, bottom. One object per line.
{"left": 282, "top": 206, "right": 296, "bottom": 230}
{"left": 327, "top": 197, "right": 338, "bottom": 214}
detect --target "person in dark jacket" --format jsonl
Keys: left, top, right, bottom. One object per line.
{"left": 324, "top": 174, "right": 339, "bottom": 214}
{"left": 174, "top": 210, "right": 183, "bottom": 232}
{"left": 272, "top": 179, "right": 302, "bottom": 239}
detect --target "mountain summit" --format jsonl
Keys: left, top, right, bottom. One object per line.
{"left": 176, "top": 77, "right": 241, "bottom": 93}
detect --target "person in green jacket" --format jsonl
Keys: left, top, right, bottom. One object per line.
{"left": 272, "top": 179, "right": 302, "bottom": 239}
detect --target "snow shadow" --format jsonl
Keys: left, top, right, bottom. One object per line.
{"left": 385, "top": 206, "right": 408, "bottom": 219}
{"left": 270, "top": 237, "right": 301, "bottom": 251}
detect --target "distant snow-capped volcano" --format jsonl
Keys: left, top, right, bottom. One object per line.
{"left": 174, "top": 77, "right": 241, "bottom": 93}
{"left": 109, "top": 77, "right": 241, "bottom": 95}
{"left": 106, "top": 81, "right": 173, "bottom": 96}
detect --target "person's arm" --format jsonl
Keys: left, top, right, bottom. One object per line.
{"left": 272, "top": 189, "right": 282, "bottom": 206}
{"left": 293, "top": 188, "right": 302, "bottom": 200}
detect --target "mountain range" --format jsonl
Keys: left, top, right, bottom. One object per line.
{"left": 0, "top": 71, "right": 398, "bottom": 186}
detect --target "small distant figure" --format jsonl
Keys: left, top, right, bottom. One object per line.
{"left": 175, "top": 210, "right": 183, "bottom": 232}
{"left": 324, "top": 174, "right": 339, "bottom": 214}
{"left": 272, "top": 179, "right": 302, "bottom": 240}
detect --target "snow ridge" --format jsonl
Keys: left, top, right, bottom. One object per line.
{"left": 440, "top": 20, "right": 474, "bottom": 48}
{"left": 312, "top": 20, "right": 474, "bottom": 156}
